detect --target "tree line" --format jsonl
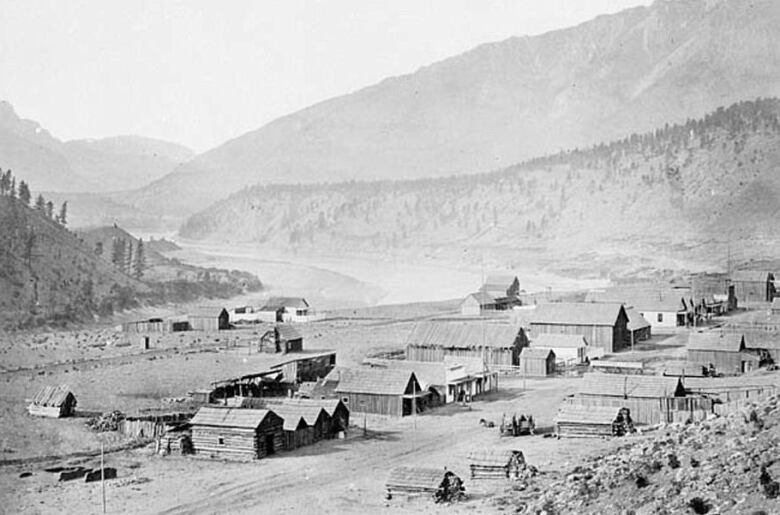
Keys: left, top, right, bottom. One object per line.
{"left": 0, "top": 168, "right": 68, "bottom": 226}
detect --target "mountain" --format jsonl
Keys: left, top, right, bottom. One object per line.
{"left": 179, "top": 98, "right": 780, "bottom": 278}
{"left": 0, "top": 100, "right": 194, "bottom": 193}
{"left": 129, "top": 0, "right": 780, "bottom": 219}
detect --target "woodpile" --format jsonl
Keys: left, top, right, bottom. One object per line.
{"left": 86, "top": 411, "right": 125, "bottom": 432}
{"left": 467, "top": 450, "right": 534, "bottom": 480}
{"left": 385, "top": 467, "right": 465, "bottom": 503}
{"left": 555, "top": 404, "right": 634, "bottom": 438}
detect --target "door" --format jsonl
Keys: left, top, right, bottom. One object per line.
{"left": 265, "top": 433, "right": 275, "bottom": 455}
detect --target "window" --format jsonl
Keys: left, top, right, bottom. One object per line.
{"left": 218, "top": 437, "right": 225, "bottom": 445}
{"left": 657, "top": 313, "right": 663, "bottom": 323}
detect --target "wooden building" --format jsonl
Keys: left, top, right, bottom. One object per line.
{"left": 731, "top": 270, "right": 776, "bottom": 304}
{"left": 262, "top": 398, "right": 349, "bottom": 437}
{"left": 405, "top": 321, "right": 527, "bottom": 367}
{"left": 687, "top": 332, "right": 761, "bottom": 375}
{"left": 188, "top": 306, "right": 229, "bottom": 331}
{"left": 228, "top": 305, "right": 263, "bottom": 324}
{"left": 189, "top": 407, "right": 283, "bottom": 460}
{"left": 585, "top": 287, "right": 690, "bottom": 330}
{"left": 271, "top": 351, "right": 336, "bottom": 384}
{"left": 386, "top": 467, "right": 464, "bottom": 501}
{"left": 121, "top": 318, "right": 166, "bottom": 333}
{"left": 570, "top": 373, "right": 688, "bottom": 425}
{"left": 625, "top": 307, "right": 652, "bottom": 344}
{"left": 683, "top": 374, "right": 780, "bottom": 403}
{"left": 744, "top": 331, "right": 780, "bottom": 365}
{"left": 460, "top": 291, "right": 497, "bottom": 316}
{"left": 518, "top": 348, "right": 556, "bottom": 377}
{"left": 590, "top": 360, "right": 644, "bottom": 375}
{"left": 478, "top": 274, "right": 522, "bottom": 310}
{"left": 467, "top": 450, "right": 526, "bottom": 479}
{"left": 259, "top": 297, "right": 310, "bottom": 323}
{"left": 529, "top": 303, "right": 630, "bottom": 353}
{"left": 28, "top": 385, "right": 77, "bottom": 418}
{"left": 529, "top": 334, "right": 588, "bottom": 364}
{"left": 690, "top": 272, "right": 736, "bottom": 313}
{"left": 260, "top": 324, "right": 304, "bottom": 353}
{"left": 555, "top": 404, "right": 634, "bottom": 438}
{"left": 332, "top": 367, "right": 427, "bottom": 417}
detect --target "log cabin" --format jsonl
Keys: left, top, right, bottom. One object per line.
{"left": 189, "top": 407, "right": 283, "bottom": 460}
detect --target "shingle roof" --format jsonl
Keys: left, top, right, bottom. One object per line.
{"left": 276, "top": 324, "right": 302, "bottom": 341}
{"left": 190, "top": 407, "right": 275, "bottom": 429}
{"left": 577, "top": 373, "right": 683, "bottom": 398}
{"left": 530, "top": 303, "right": 625, "bottom": 326}
{"left": 262, "top": 297, "right": 309, "bottom": 310}
{"left": 530, "top": 334, "right": 588, "bottom": 349}
{"left": 259, "top": 402, "right": 326, "bottom": 427}
{"left": 334, "top": 367, "right": 417, "bottom": 396}
{"left": 386, "top": 467, "right": 456, "bottom": 491}
{"left": 405, "top": 321, "right": 522, "bottom": 349}
{"left": 585, "top": 286, "right": 686, "bottom": 312}
{"left": 467, "top": 449, "right": 524, "bottom": 467}
{"left": 555, "top": 404, "right": 623, "bottom": 424}
{"left": 743, "top": 331, "right": 780, "bottom": 350}
{"left": 625, "top": 307, "right": 651, "bottom": 331}
{"left": 520, "top": 348, "right": 555, "bottom": 360}
{"left": 687, "top": 332, "right": 745, "bottom": 353}
{"left": 31, "top": 385, "right": 74, "bottom": 407}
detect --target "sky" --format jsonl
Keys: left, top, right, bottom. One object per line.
{"left": 0, "top": 0, "right": 651, "bottom": 153}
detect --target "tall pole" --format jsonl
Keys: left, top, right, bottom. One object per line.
{"left": 101, "top": 441, "right": 106, "bottom": 514}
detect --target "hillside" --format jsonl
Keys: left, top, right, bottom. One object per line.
{"left": 0, "top": 100, "right": 194, "bottom": 193}
{"left": 128, "top": 0, "right": 780, "bottom": 219}
{"left": 180, "top": 98, "right": 780, "bottom": 278}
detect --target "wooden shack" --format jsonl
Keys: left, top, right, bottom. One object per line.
{"left": 555, "top": 404, "right": 634, "bottom": 438}
{"left": 571, "top": 373, "right": 688, "bottom": 425}
{"left": 188, "top": 306, "right": 229, "bottom": 331}
{"left": 386, "top": 467, "right": 465, "bottom": 502}
{"left": 519, "top": 348, "right": 556, "bottom": 377}
{"left": 467, "top": 450, "right": 526, "bottom": 479}
{"left": 271, "top": 351, "right": 335, "bottom": 384}
{"left": 480, "top": 274, "right": 521, "bottom": 309}
{"left": 731, "top": 270, "right": 775, "bottom": 304}
{"left": 333, "top": 368, "right": 427, "bottom": 417}
{"left": 260, "top": 324, "right": 305, "bottom": 353}
{"left": 405, "top": 321, "right": 527, "bottom": 367}
{"left": 530, "top": 334, "right": 587, "bottom": 364}
{"left": 259, "top": 297, "right": 310, "bottom": 323}
{"left": 460, "top": 291, "right": 497, "bottom": 316}
{"left": 189, "top": 407, "right": 283, "bottom": 460}
{"left": 625, "top": 307, "right": 652, "bottom": 344}
{"left": 121, "top": 318, "right": 166, "bottom": 333}
{"left": 28, "top": 385, "right": 77, "bottom": 418}
{"left": 261, "top": 398, "right": 349, "bottom": 437}
{"left": 530, "top": 303, "right": 630, "bottom": 353}
{"left": 687, "top": 332, "right": 760, "bottom": 375}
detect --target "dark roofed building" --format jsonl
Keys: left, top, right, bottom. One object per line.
{"left": 625, "top": 307, "right": 652, "bottom": 344}
{"left": 405, "top": 321, "right": 528, "bottom": 367}
{"left": 687, "top": 332, "right": 760, "bottom": 375}
{"left": 529, "top": 302, "right": 629, "bottom": 353}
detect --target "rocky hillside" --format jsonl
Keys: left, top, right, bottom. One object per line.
{"left": 515, "top": 393, "right": 780, "bottom": 514}
{"left": 180, "top": 98, "right": 780, "bottom": 277}
{"left": 0, "top": 100, "right": 194, "bottom": 193}
{"left": 129, "top": 0, "right": 780, "bottom": 219}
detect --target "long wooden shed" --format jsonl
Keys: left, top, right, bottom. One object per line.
{"left": 687, "top": 332, "right": 760, "bottom": 375}
{"left": 385, "top": 467, "right": 465, "bottom": 502}
{"left": 467, "top": 450, "right": 526, "bottom": 479}
{"left": 529, "top": 303, "right": 629, "bottom": 353}
{"left": 189, "top": 407, "right": 283, "bottom": 460}
{"left": 555, "top": 404, "right": 634, "bottom": 438}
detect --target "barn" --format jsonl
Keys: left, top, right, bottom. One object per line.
{"left": 585, "top": 287, "right": 690, "bottom": 330}
{"left": 529, "top": 334, "right": 587, "bottom": 365}
{"left": 332, "top": 367, "right": 427, "bottom": 417}
{"left": 529, "top": 303, "right": 630, "bottom": 354}
{"left": 731, "top": 270, "right": 776, "bottom": 304}
{"left": 570, "top": 373, "right": 689, "bottom": 425}
{"left": 405, "top": 321, "right": 527, "bottom": 367}
{"left": 28, "top": 385, "right": 77, "bottom": 418}
{"left": 687, "top": 332, "right": 761, "bottom": 375}
{"left": 188, "top": 306, "right": 229, "bottom": 331}
{"left": 519, "top": 348, "right": 556, "bottom": 377}
{"left": 460, "top": 291, "right": 497, "bottom": 316}
{"left": 189, "top": 407, "right": 283, "bottom": 460}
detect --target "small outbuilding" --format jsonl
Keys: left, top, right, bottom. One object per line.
{"left": 28, "top": 385, "right": 77, "bottom": 418}
{"left": 189, "top": 407, "right": 283, "bottom": 460}
{"left": 385, "top": 467, "right": 465, "bottom": 502}
{"left": 519, "top": 348, "right": 556, "bottom": 377}
{"left": 261, "top": 324, "right": 304, "bottom": 353}
{"left": 460, "top": 291, "right": 497, "bottom": 316}
{"left": 625, "top": 307, "right": 652, "bottom": 344}
{"left": 687, "top": 332, "right": 761, "bottom": 375}
{"left": 467, "top": 450, "right": 526, "bottom": 479}
{"left": 271, "top": 351, "right": 336, "bottom": 384}
{"left": 529, "top": 334, "right": 588, "bottom": 365}
{"left": 187, "top": 306, "right": 229, "bottom": 331}
{"left": 555, "top": 404, "right": 634, "bottom": 438}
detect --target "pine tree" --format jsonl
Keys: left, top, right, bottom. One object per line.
{"left": 45, "top": 200, "right": 54, "bottom": 219}
{"left": 58, "top": 201, "right": 68, "bottom": 226}
{"left": 111, "top": 238, "right": 125, "bottom": 270}
{"left": 0, "top": 169, "right": 7, "bottom": 195}
{"left": 9, "top": 177, "right": 16, "bottom": 198}
{"left": 35, "top": 194, "right": 46, "bottom": 213}
{"left": 18, "top": 181, "right": 31, "bottom": 205}
{"left": 124, "top": 241, "right": 133, "bottom": 274}
{"left": 133, "top": 238, "right": 146, "bottom": 279}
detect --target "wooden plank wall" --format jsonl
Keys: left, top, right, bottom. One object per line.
{"left": 346, "top": 392, "right": 401, "bottom": 417}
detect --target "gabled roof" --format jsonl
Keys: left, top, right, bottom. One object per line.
{"left": 731, "top": 270, "right": 773, "bottom": 282}
{"left": 262, "top": 297, "right": 309, "bottom": 310}
{"left": 188, "top": 306, "right": 228, "bottom": 318}
{"left": 464, "top": 291, "right": 496, "bottom": 305}
{"left": 625, "top": 307, "right": 651, "bottom": 331}
{"left": 386, "top": 467, "right": 458, "bottom": 490}
{"left": 264, "top": 398, "right": 347, "bottom": 417}
{"left": 530, "top": 302, "right": 625, "bottom": 326}
{"left": 190, "top": 407, "right": 276, "bottom": 429}
{"left": 520, "top": 348, "right": 555, "bottom": 360}
{"left": 530, "top": 334, "right": 588, "bottom": 349}
{"left": 687, "top": 332, "right": 745, "bottom": 353}
{"left": 31, "top": 385, "right": 74, "bottom": 407}
{"left": 362, "top": 359, "right": 446, "bottom": 390}
{"left": 276, "top": 324, "right": 302, "bottom": 341}
{"left": 585, "top": 286, "right": 686, "bottom": 313}
{"left": 333, "top": 367, "right": 418, "bottom": 396}
{"left": 555, "top": 404, "right": 623, "bottom": 424}
{"left": 577, "top": 373, "right": 683, "bottom": 398}
{"left": 406, "top": 321, "right": 522, "bottom": 349}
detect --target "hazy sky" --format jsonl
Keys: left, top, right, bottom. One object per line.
{"left": 1, "top": 0, "right": 651, "bottom": 152}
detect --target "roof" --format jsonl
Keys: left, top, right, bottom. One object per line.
{"left": 406, "top": 321, "right": 522, "bottom": 349}
{"left": 271, "top": 351, "right": 336, "bottom": 368}
{"left": 362, "top": 360, "right": 446, "bottom": 390}
{"left": 31, "top": 385, "right": 74, "bottom": 407}
{"left": 625, "top": 307, "right": 651, "bottom": 331}
{"left": 467, "top": 449, "right": 524, "bottom": 466}
{"left": 464, "top": 291, "right": 496, "bottom": 305}
{"left": 743, "top": 331, "right": 780, "bottom": 350}
{"left": 386, "top": 467, "right": 456, "bottom": 490}
{"left": 442, "top": 355, "right": 492, "bottom": 376}
{"left": 577, "top": 373, "right": 683, "bottom": 398}
{"left": 530, "top": 334, "right": 588, "bottom": 349}
{"left": 481, "top": 275, "right": 519, "bottom": 295}
{"left": 555, "top": 404, "right": 623, "bottom": 425}
{"left": 591, "top": 361, "right": 644, "bottom": 370}
{"left": 731, "top": 270, "right": 773, "bottom": 282}
{"left": 333, "top": 367, "right": 417, "bottom": 396}
{"left": 585, "top": 286, "right": 686, "bottom": 313}
{"left": 520, "top": 348, "right": 555, "bottom": 360}
{"left": 262, "top": 297, "right": 309, "bottom": 310}
{"left": 276, "top": 324, "right": 302, "bottom": 341}
{"left": 264, "top": 398, "right": 346, "bottom": 417}
{"left": 684, "top": 374, "right": 780, "bottom": 392}
{"left": 189, "top": 407, "right": 275, "bottom": 429}
{"left": 188, "top": 306, "right": 227, "bottom": 318}
{"left": 687, "top": 332, "right": 745, "bottom": 353}
{"left": 530, "top": 302, "right": 625, "bottom": 326}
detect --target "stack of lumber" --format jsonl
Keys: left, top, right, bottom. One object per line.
{"left": 386, "top": 467, "right": 465, "bottom": 503}
{"left": 555, "top": 404, "right": 634, "bottom": 438}
{"left": 467, "top": 449, "right": 527, "bottom": 479}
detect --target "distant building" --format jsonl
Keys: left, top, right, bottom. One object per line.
{"left": 260, "top": 324, "right": 304, "bottom": 353}
{"left": 771, "top": 298, "right": 780, "bottom": 315}
{"left": 228, "top": 305, "right": 263, "bottom": 324}
{"left": 529, "top": 334, "right": 588, "bottom": 364}
{"left": 529, "top": 302, "right": 630, "bottom": 353}
{"left": 731, "top": 270, "right": 776, "bottom": 304}
{"left": 690, "top": 273, "right": 736, "bottom": 313}
{"left": 479, "top": 274, "right": 522, "bottom": 310}
{"left": 687, "top": 332, "right": 761, "bottom": 375}
{"left": 405, "top": 321, "right": 528, "bottom": 367}
{"left": 270, "top": 351, "right": 336, "bottom": 383}
{"left": 460, "top": 291, "right": 498, "bottom": 316}
{"left": 585, "top": 286, "right": 690, "bottom": 329}
{"left": 187, "top": 306, "right": 229, "bottom": 331}
{"left": 28, "top": 385, "right": 77, "bottom": 418}
{"left": 259, "top": 297, "right": 310, "bottom": 323}
{"left": 518, "top": 348, "right": 556, "bottom": 377}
